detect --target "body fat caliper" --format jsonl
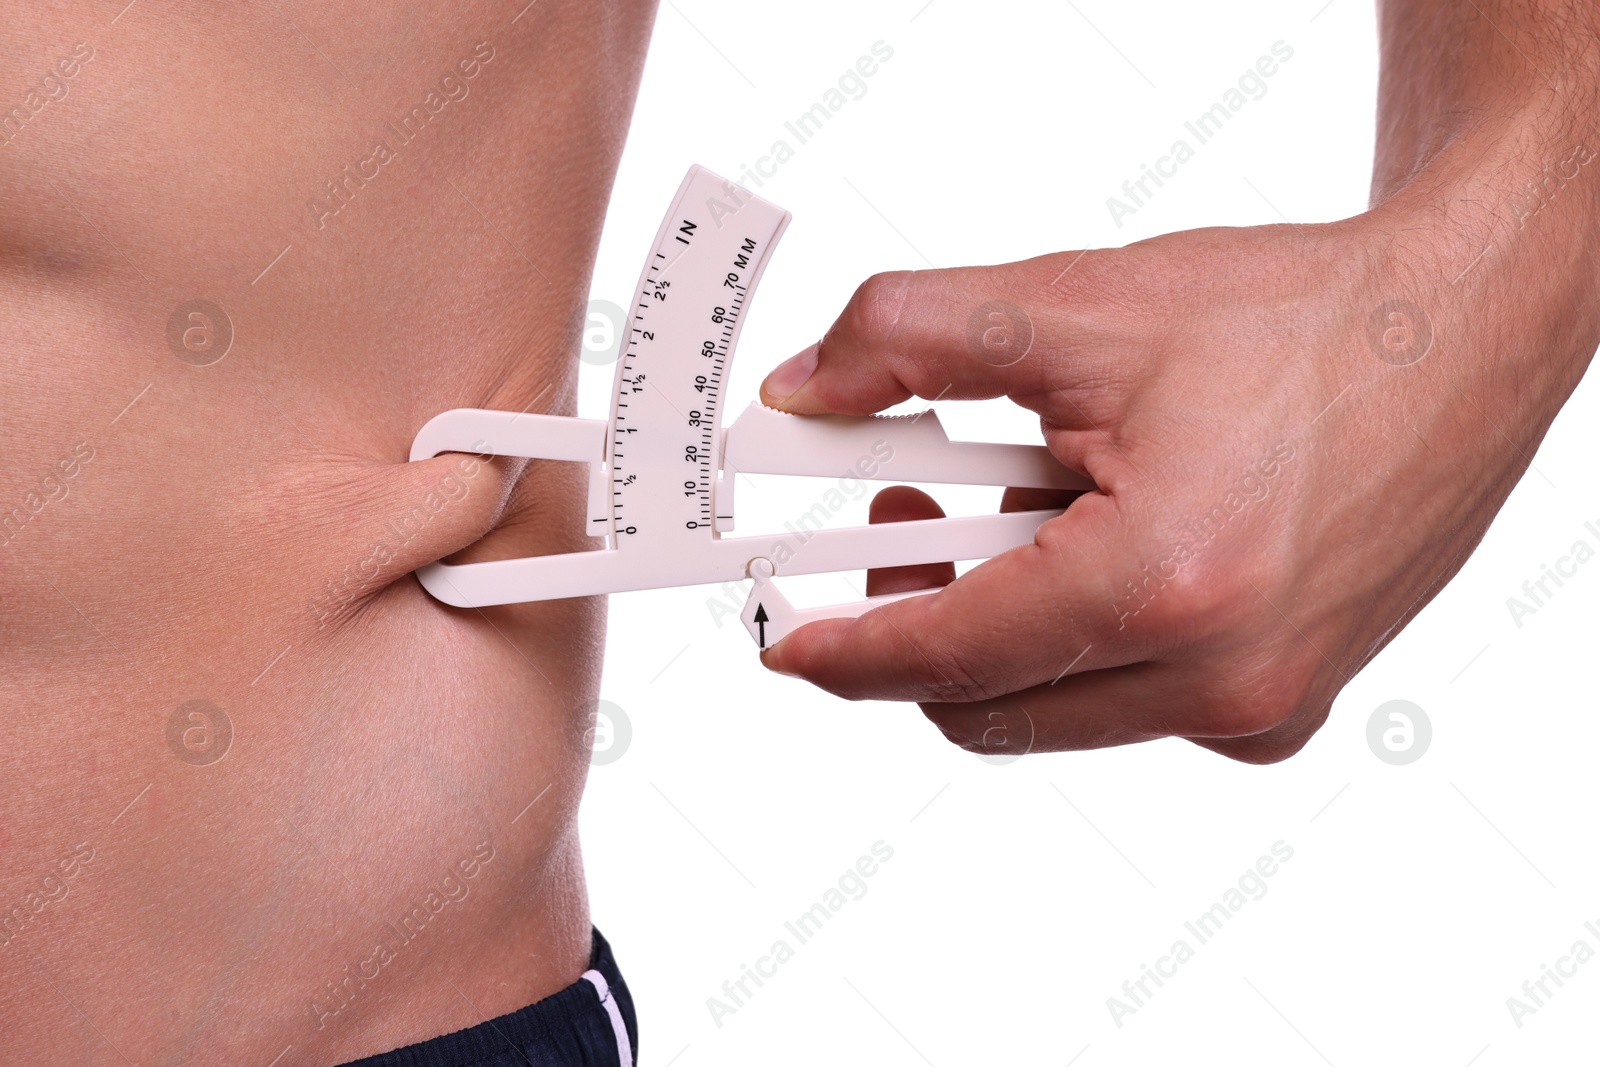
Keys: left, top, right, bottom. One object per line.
{"left": 410, "top": 166, "right": 1090, "bottom": 648}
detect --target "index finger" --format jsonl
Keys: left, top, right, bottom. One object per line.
{"left": 760, "top": 491, "right": 1159, "bottom": 702}
{"left": 759, "top": 254, "right": 1094, "bottom": 417}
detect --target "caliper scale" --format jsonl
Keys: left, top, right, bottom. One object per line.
{"left": 411, "top": 166, "right": 1089, "bottom": 647}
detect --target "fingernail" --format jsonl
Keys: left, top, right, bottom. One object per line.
{"left": 762, "top": 343, "right": 818, "bottom": 403}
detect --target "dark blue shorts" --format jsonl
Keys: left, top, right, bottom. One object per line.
{"left": 337, "top": 927, "right": 636, "bottom": 1067}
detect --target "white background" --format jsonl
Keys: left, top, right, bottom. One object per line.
{"left": 575, "top": 2, "right": 1600, "bottom": 1064}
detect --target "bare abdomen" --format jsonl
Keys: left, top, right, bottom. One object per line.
{"left": 0, "top": 2, "right": 655, "bottom": 1063}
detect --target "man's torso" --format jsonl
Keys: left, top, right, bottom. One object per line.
{"left": 0, "top": 2, "right": 656, "bottom": 1062}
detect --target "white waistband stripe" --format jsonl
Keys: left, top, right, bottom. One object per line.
{"left": 582, "top": 969, "right": 634, "bottom": 1066}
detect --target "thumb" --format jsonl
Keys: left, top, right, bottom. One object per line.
{"left": 759, "top": 255, "right": 1076, "bottom": 416}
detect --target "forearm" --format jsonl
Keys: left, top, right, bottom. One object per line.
{"left": 1365, "top": 0, "right": 1600, "bottom": 443}
{"left": 1373, "top": 0, "right": 1600, "bottom": 206}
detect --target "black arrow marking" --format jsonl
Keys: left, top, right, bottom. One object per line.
{"left": 752, "top": 603, "right": 769, "bottom": 648}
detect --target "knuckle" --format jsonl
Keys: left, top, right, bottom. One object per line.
{"left": 836, "top": 270, "right": 913, "bottom": 349}
{"left": 1160, "top": 555, "right": 1244, "bottom": 626}
{"left": 1115, "top": 550, "right": 1250, "bottom": 646}
{"left": 1208, "top": 693, "right": 1294, "bottom": 740}
{"left": 1190, "top": 650, "right": 1319, "bottom": 739}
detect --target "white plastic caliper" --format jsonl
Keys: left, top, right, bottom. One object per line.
{"left": 410, "top": 166, "right": 1089, "bottom": 648}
